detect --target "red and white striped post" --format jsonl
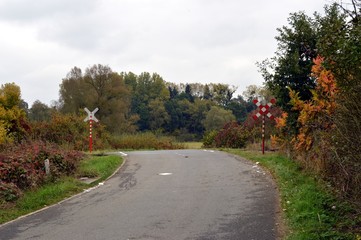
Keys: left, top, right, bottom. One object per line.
{"left": 84, "top": 107, "right": 99, "bottom": 153}
{"left": 89, "top": 115, "right": 93, "bottom": 153}
{"left": 252, "top": 98, "right": 276, "bottom": 154}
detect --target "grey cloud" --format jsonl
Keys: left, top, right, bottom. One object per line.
{"left": 0, "top": 0, "right": 327, "bottom": 105}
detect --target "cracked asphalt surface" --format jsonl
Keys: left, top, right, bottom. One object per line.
{"left": 0, "top": 150, "right": 279, "bottom": 240}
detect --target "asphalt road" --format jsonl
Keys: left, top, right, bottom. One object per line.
{"left": 0, "top": 150, "right": 279, "bottom": 240}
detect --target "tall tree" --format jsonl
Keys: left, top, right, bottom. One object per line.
{"left": 211, "top": 83, "right": 237, "bottom": 107}
{"left": 186, "top": 98, "right": 213, "bottom": 136}
{"left": 258, "top": 11, "right": 318, "bottom": 134}
{"left": 59, "top": 67, "right": 87, "bottom": 114}
{"left": 124, "top": 72, "right": 169, "bottom": 131}
{"left": 226, "top": 95, "right": 251, "bottom": 123}
{"left": 29, "top": 100, "right": 52, "bottom": 122}
{"left": 59, "top": 65, "right": 136, "bottom": 134}
{"left": 0, "top": 83, "right": 29, "bottom": 143}
{"left": 203, "top": 106, "right": 236, "bottom": 132}
{"left": 319, "top": 1, "right": 361, "bottom": 199}
{"left": 148, "top": 99, "right": 170, "bottom": 131}
{"left": 203, "top": 84, "right": 212, "bottom": 100}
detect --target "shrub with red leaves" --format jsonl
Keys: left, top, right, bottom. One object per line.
{"left": 0, "top": 141, "right": 84, "bottom": 202}
{"left": 214, "top": 121, "right": 250, "bottom": 148}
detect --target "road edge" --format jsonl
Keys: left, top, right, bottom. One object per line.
{"left": 0, "top": 152, "right": 128, "bottom": 228}
{"left": 226, "top": 151, "right": 288, "bottom": 240}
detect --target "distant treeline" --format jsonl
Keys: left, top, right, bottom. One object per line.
{"left": 26, "top": 65, "right": 261, "bottom": 140}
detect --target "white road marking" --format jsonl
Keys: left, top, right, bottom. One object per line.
{"left": 203, "top": 150, "right": 215, "bottom": 153}
{"left": 119, "top": 151, "right": 128, "bottom": 156}
{"left": 158, "top": 173, "right": 173, "bottom": 176}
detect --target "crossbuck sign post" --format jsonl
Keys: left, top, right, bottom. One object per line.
{"left": 84, "top": 107, "right": 99, "bottom": 153}
{"left": 252, "top": 98, "right": 276, "bottom": 154}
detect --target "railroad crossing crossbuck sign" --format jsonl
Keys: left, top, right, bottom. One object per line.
{"left": 252, "top": 98, "right": 276, "bottom": 154}
{"left": 252, "top": 98, "right": 276, "bottom": 120}
{"left": 84, "top": 107, "right": 99, "bottom": 153}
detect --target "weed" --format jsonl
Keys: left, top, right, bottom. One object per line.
{"left": 226, "top": 150, "right": 358, "bottom": 239}
{"left": 0, "top": 154, "right": 123, "bottom": 224}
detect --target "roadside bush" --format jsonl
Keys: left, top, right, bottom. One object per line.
{"left": 0, "top": 181, "right": 22, "bottom": 202}
{"left": 330, "top": 83, "right": 361, "bottom": 204}
{"left": 202, "top": 130, "right": 218, "bottom": 147}
{"left": 214, "top": 121, "right": 250, "bottom": 148}
{"left": 0, "top": 141, "right": 84, "bottom": 202}
{"left": 109, "top": 132, "right": 184, "bottom": 150}
{"left": 30, "top": 113, "right": 111, "bottom": 151}
{"left": 202, "top": 122, "right": 251, "bottom": 149}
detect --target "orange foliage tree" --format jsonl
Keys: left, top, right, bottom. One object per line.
{"left": 288, "top": 56, "right": 338, "bottom": 170}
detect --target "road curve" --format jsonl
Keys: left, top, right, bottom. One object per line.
{"left": 0, "top": 150, "right": 279, "bottom": 240}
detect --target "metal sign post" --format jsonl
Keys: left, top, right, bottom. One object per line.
{"left": 84, "top": 107, "right": 99, "bottom": 153}
{"left": 252, "top": 98, "right": 276, "bottom": 154}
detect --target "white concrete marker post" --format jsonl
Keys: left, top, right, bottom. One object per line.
{"left": 84, "top": 107, "right": 99, "bottom": 153}
{"left": 44, "top": 159, "right": 50, "bottom": 175}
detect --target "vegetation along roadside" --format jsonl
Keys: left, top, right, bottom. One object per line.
{"left": 225, "top": 149, "right": 361, "bottom": 240}
{"left": 0, "top": 154, "right": 123, "bottom": 225}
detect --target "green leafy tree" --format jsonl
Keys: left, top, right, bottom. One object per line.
{"left": 203, "top": 84, "right": 212, "bottom": 100}
{"left": 164, "top": 98, "right": 184, "bottom": 133}
{"left": 124, "top": 72, "right": 169, "bottom": 131}
{"left": 148, "top": 99, "right": 170, "bottom": 131}
{"left": 258, "top": 11, "right": 318, "bottom": 134}
{"left": 59, "top": 65, "right": 136, "bottom": 134}
{"left": 59, "top": 67, "right": 87, "bottom": 114}
{"left": 28, "top": 100, "right": 53, "bottom": 122}
{"left": 177, "top": 84, "right": 194, "bottom": 102}
{"left": 210, "top": 83, "right": 237, "bottom": 107}
{"left": 203, "top": 106, "right": 236, "bottom": 132}
{"left": 187, "top": 98, "right": 213, "bottom": 136}
{"left": 226, "top": 95, "right": 251, "bottom": 123}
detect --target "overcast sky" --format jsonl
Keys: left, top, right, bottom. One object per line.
{"left": 0, "top": 0, "right": 328, "bottom": 106}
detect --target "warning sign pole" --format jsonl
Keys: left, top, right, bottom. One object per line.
{"left": 84, "top": 107, "right": 99, "bottom": 153}
{"left": 252, "top": 98, "right": 276, "bottom": 154}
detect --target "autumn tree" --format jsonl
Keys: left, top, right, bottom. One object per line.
{"left": 258, "top": 11, "right": 318, "bottom": 134}
{"left": 288, "top": 57, "right": 337, "bottom": 166}
{"left": 271, "top": 1, "right": 361, "bottom": 201}
{"left": 0, "top": 83, "right": 29, "bottom": 144}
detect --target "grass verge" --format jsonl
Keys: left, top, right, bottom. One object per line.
{"left": 225, "top": 149, "right": 360, "bottom": 240}
{"left": 0, "top": 154, "right": 123, "bottom": 225}
{"left": 183, "top": 142, "right": 203, "bottom": 149}
{"left": 77, "top": 154, "right": 123, "bottom": 184}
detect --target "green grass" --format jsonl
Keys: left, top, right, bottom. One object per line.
{"left": 183, "top": 142, "right": 203, "bottom": 149}
{"left": 0, "top": 154, "right": 123, "bottom": 225}
{"left": 225, "top": 149, "right": 358, "bottom": 240}
{"left": 78, "top": 154, "right": 123, "bottom": 183}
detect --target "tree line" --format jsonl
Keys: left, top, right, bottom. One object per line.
{"left": 24, "top": 65, "right": 258, "bottom": 141}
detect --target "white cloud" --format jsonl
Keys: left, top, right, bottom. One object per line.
{"left": 0, "top": 0, "right": 327, "bottom": 105}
